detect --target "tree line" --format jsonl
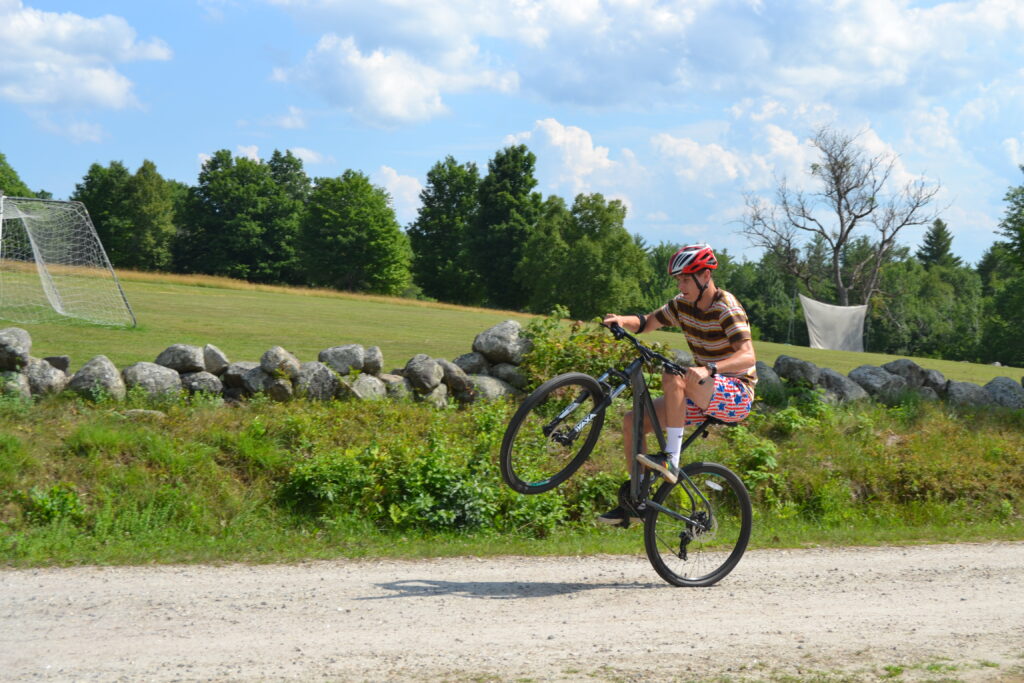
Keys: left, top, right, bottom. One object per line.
{"left": 1, "top": 131, "right": 1022, "bottom": 366}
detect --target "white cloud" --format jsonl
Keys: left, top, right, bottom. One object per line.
{"left": 512, "top": 118, "right": 616, "bottom": 194}
{"left": 273, "top": 106, "right": 307, "bottom": 129}
{"left": 236, "top": 145, "right": 260, "bottom": 161}
{"left": 652, "top": 133, "right": 751, "bottom": 185}
{"left": 276, "top": 33, "right": 516, "bottom": 124}
{"left": 374, "top": 165, "right": 423, "bottom": 226}
{"left": 288, "top": 147, "right": 327, "bottom": 165}
{"left": 0, "top": 1, "right": 170, "bottom": 109}
{"left": 32, "top": 113, "right": 104, "bottom": 143}
{"left": 1005, "top": 137, "right": 1023, "bottom": 168}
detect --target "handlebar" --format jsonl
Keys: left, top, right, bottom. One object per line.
{"left": 604, "top": 322, "right": 692, "bottom": 378}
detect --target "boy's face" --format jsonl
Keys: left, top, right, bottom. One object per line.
{"left": 674, "top": 271, "right": 709, "bottom": 302}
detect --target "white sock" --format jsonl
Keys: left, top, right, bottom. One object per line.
{"left": 666, "top": 427, "right": 684, "bottom": 467}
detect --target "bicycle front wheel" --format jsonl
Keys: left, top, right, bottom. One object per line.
{"left": 644, "top": 462, "right": 752, "bottom": 587}
{"left": 499, "top": 372, "right": 606, "bottom": 494}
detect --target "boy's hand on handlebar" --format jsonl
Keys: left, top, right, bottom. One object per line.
{"left": 602, "top": 314, "right": 631, "bottom": 330}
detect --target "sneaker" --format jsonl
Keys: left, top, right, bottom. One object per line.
{"left": 597, "top": 505, "right": 644, "bottom": 527}
{"left": 636, "top": 452, "right": 679, "bottom": 484}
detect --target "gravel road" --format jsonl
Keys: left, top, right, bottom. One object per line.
{"left": 2, "top": 542, "right": 1023, "bottom": 682}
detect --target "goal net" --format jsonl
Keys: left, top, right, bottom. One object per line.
{"left": 0, "top": 195, "right": 136, "bottom": 327}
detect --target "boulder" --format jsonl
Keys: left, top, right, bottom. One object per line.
{"left": 261, "top": 346, "right": 301, "bottom": 380}
{"left": 0, "top": 371, "right": 30, "bottom": 399}
{"left": 379, "top": 373, "right": 413, "bottom": 400}
{"left": 912, "top": 386, "right": 941, "bottom": 402}
{"left": 415, "top": 382, "right": 448, "bottom": 409}
{"left": 404, "top": 354, "right": 444, "bottom": 393}
{"left": 122, "top": 362, "right": 183, "bottom": 398}
{"left": 242, "top": 366, "right": 272, "bottom": 395}
{"left": 472, "top": 321, "right": 533, "bottom": 365}
{"left": 669, "top": 348, "right": 695, "bottom": 368}
{"left": 319, "top": 344, "right": 364, "bottom": 375}
{"left": 983, "top": 377, "right": 1024, "bottom": 409}
{"left": 882, "top": 359, "right": 927, "bottom": 388}
{"left": 222, "top": 361, "right": 259, "bottom": 389}
{"left": 294, "top": 362, "right": 340, "bottom": 401}
{"left": 68, "top": 355, "right": 126, "bottom": 401}
{"left": 203, "top": 344, "right": 230, "bottom": 376}
{"left": 848, "top": 365, "right": 907, "bottom": 400}
{"left": 344, "top": 374, "right": 387, "bottom": 401}
{"left": 922, "top": 369, "right": 949, "bottom": 396}
{"left": 180, "top": 371, "right": 223, "bottom": 395}
{"left": 436, "top": 358, "right": 472, "bottom": 394}
{"left": 25, "top": 357, "right": 67, "bottom": 396}
{"left": 817, "top": 368, "right": 869, "bottom": 403}
{"left": 453, "top": 352, "right": 490, "bottom": 375}
{"left": 753, "top": 361, "right": 783, "bottom": 399}
{"left": 773, "top": 355, "right": 820, "bottom": 386}
{"left": 263, "top": 377, "right": 294, "bottom": 402}
{"left": 363, "top": 346, "right": 384, "bottom": 375}
{"left": 946, "top": 380, "right": 996, "bottom": 408}
{"left": 0, "top": 327, "right": 31, "bottom": 371}
{"left": 43, "top": 355, "right": 71, "bottom": 373}
{"left": 462, "top": 374, "right": 517, "bottom": 403}
{"left": 490, "top": 362, "right": 528, "bottom": 390}
{"left": 155, "top": 344, "right": 204, "bottom": 373}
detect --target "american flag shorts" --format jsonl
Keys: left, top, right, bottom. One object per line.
{"left": 685, "top": 376, "right": 752, "bottom": 425}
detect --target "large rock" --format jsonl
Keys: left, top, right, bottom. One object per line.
{"left": 180, "top": 371, "right": 223, "bottom": 396}
{"left": 68, "top": 355, "right": 126, "bottom": 401}
{"left": 122, "top": 362, "right": 183, "bottom": 398}
{"left": 415, "top": 382, "right": 448, "bottom": 409}
{"left": 773, "top": 355, "right": 820, "bottom": 386}
{"left": 490, "top": 362, "right": 528, "bottom": 390}
{"left": 922, "top": 368, "right": 949, "bottom": 396}
{"left": 242, "top": 366, "right": 272, "bottom": 395}
{"left": 155, "top": 344, "right": 204, "bottom": 373}
{"left": 363, "top": 346, "right": 384, "bottom": 375}
{"left": 203, "top": 344, "right": 230, "bottom": 376}
{"left": 344, "top": 374, "right": 387, "bottom": 401}
{"left": 319, "top": 344, "right": 364, "bottom": 375}
{"left": 882, "top": 359, "right": 927, "bottom": 388}
{"left": 379, "top": 373, "right": 413, "bottom": 400}
{"left": 462, "top": 374, "right": 517, "bottom": 403}
{"left": 222, "top": 361, "right": 259, "bottom": 389}
{"left": 436, "top": 358, "right": 472, "bottom": 394}
{"left": 264, "top": 377, "right": 294, "bottom": 402}
{"left": 25, "top": 357, "right": 67, "bottom": 396}
{"left": 0, "top": 370, "right": 30, "bottom": 399}
{"left": 472, "top": 321, "right": 533, "bottom": 365}
{"left": 816, "top": 368, "right": 869, "bottom": 403}
{"left": 983, "top": 377, "right": 1024, "bottom": 409}
{"left": 261, "top": 346, "right": 301, "bottom": 380}
{"left": 848, "top": 365, "right": 907, "bottom": 401}
{"left": 43, "top": 356, "right": 71, "bottom": 373}
{"left": 946, "top": 380, "right": 996, "bottom": 408}
{"left": 404, "top": 354, "right": 444, "bottom": 393}
{"left": 0, "top": 327, "right": 31, "bottom": 371}
{"left": 294, "top": 361, "right": 340, "bottom": 400}
{"left": 453, "top": 352, "right": 490, "bottom": 375}
{"left": 753, "top": 361, "right": 783, "bottom": 399}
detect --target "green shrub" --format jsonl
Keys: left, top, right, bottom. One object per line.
{"left": 16, "top": 483, "right": 85, "bottom": 526}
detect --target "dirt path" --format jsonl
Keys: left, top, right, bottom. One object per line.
{"left": 2, "top": 542, "right": 1023, "bottom": 682}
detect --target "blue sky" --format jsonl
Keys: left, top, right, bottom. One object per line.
{"left": 2, "top": 0, "right": 1023, "bottom": 265}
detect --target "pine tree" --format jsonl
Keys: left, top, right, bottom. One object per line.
{"left": 0, "top": 152, "right": 34, "bottom": 197}
{"left": 916, "top": 219, "right": 962, "bottom": 268}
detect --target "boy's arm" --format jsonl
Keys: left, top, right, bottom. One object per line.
{"left": 601, "top": 311, "right": 665, "bottom": 334}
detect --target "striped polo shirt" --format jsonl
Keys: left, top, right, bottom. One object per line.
{"left": 653, "top": 288, "right": 758, "bottom": 392}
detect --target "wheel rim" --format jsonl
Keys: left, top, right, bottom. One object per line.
{"left": 505, "top": 379, "right": 601, "bottom": 489}
{"left": 648, "top": 467, "right": 749, "bottom": 585}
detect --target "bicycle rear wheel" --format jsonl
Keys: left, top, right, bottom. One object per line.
{"left": 499, "top": 372, "right": 606, "bottom": 494}
{"left": 644, "top": 462, "right": 752, "bottom": 587}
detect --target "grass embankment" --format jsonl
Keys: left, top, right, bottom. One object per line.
{"left": 10, "top": 269, "right": 1024, "bottom": 384}
{"left": 1, "top": 390, "right": 1021, "bottom": 567}
{"left": 1, "top": 271, "right": 1022, "bottom": 567}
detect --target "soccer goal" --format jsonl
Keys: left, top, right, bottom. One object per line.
{"left": 0, "top": 193, "right": 136, "bottom": 327}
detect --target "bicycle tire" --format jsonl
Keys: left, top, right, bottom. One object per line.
{"left": 499, "top": 372, "right": 606, "bottom": 494}
{"left": 643, "top": 461, "right": 752, "bottom": 587}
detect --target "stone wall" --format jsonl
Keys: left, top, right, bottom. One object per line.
{"left": 0, "top": 321, "right": 533, "bottom": 409}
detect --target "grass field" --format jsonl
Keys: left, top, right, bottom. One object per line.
{"left": 3, "top": 269, "right": 1022, "bottom": 385}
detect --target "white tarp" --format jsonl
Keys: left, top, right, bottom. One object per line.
{"left": 798, "top": 293, "right": 867, "bottom": 352}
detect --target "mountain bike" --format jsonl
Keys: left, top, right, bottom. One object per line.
{"left": 499, "top": 322, "right": 752, "bottom": 587}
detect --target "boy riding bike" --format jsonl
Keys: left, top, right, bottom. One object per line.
{"left": 598, "top": 243, "right": 757, "bottom": 525}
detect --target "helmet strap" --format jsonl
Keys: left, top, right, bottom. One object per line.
{"left": 691, "top": 273, "right": 708, "bottom": 308}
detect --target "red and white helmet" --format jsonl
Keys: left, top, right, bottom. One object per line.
{"left": 668, "top": 243, "right": 717, "bottom": 276}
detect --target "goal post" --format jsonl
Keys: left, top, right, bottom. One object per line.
{"left": 0, "top": 193, "right": 136, "bottom": 327}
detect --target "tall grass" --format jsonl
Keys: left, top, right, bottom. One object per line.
{"left": 1, "top": 388, "right": 1021, "bottom": 567}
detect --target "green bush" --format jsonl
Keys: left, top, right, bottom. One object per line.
{"left": 16, "top": 483, "right": 85, "bottom": 526}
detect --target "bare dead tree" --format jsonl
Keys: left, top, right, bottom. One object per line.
{"left": 741, "top": 126, "right": 941, "bottom": 306}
